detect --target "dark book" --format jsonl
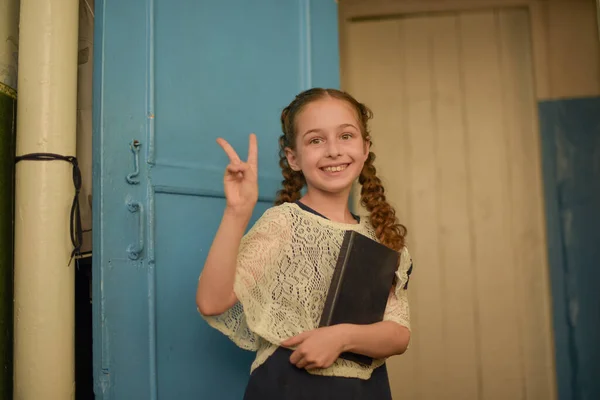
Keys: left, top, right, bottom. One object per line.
{"left": 319, "top": 230, "right": 401, "bottom": 366}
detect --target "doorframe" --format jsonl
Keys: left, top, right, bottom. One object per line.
{"left": 338, "top": 1, "right": 569, "bottom": 399}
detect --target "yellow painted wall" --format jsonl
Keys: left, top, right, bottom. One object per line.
{"left": 541, "top": 0, "right": 600, "bottom": 99}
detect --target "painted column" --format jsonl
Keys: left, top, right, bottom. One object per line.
{"left": 0, "top": 0, "right": 19, "bottom": 399}
{"left": 13, "top": 0, "right": 79, "bottom": 398}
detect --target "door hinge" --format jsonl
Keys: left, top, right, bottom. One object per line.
{"left": 96, "top": 368, "right": 111, "bottom": 398}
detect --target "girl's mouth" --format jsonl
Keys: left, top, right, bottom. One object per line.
{"left": 321, "top": 164, "right": 349, "bottom": 173}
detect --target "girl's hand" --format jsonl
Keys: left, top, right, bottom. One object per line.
{"left": 216, "top": 134, "right": 258, "bottom": 219}
{"left": 281, "top": 326, "right": 346, "bottom": 370}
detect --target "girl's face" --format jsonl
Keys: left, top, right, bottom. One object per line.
{"left": 285, "top": 97, "right": 370, "bottom": 196}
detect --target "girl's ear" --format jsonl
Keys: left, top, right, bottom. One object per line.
{"left": 285, "top": 147, "right": 302, "bottom": 171}
{"left": 363, "top": 136, "right": 371, "bottom": 160}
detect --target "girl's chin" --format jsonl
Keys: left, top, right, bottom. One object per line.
{"left": 308, "top": 181, "right": 355, "bottom": 195}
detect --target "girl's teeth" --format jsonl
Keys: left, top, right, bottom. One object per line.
{"left": 324, "top": 165, "right": 347, "bottom": 172}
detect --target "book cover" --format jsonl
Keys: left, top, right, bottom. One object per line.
{"left": 319, "top": 230, "right": 401, "bottom": 366}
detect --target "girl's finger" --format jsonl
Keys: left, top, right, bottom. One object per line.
{"left": 247, "top": 133, "right": 258, "bottom": 166}
{"left": 217, "top": 138, "right": 241, "bottom": 164}
{"left": 226, "top": 163, "right": 249, "bottom": 174}
{"left": 289, "top": 348, "right": 303, "bottom": 365}
{"left": 294, "top": 357, "right": 308, "bottom": 369}
{"left": 281, "top": 332, "right": 305, "bottom": 348}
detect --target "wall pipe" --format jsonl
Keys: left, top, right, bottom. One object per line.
{"left": 13, "top": 0, "right": 79, "bottom": 398}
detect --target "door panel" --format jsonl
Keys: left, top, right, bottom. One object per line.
{"left": 154, "top": 1, "right": 302, "bottom": 176}
{"left": 154, "top": 194, "right": 257, "bottom": 399}
{"left": 93, "top": 1, "right": 339, "bottom": 398}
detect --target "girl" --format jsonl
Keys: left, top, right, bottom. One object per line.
{"left": 197, "top": 88, "right": 413, "bottom": 399}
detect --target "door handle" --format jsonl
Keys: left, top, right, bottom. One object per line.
{"left": 126, "top": 199, "right": 144, "bottom": 260}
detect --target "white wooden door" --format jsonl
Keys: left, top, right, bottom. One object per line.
{"left": 343, "top": 9, "right": 556, "bottom": 400}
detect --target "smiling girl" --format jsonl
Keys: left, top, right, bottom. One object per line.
{"left": 197, "top": 88, "right": 413, "bottom": 399}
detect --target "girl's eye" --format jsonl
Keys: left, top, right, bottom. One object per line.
{"left": 341, "top": 133, "right": 353, "bottom": 140}
{"left": 309, "top": 138, "right": 323, "bottom": 145}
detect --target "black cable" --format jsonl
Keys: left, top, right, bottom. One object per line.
{"left": 15, "top": 152, "right": 83, "bottom": 266}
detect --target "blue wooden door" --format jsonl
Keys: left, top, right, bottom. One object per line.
{"left": 539, "top": 97, "right": 600, "bottom": 400}
{"left": 92, "top": 1, "right": 339, "bottom": 398}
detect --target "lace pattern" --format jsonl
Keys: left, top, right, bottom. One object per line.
{"left": 202, "top": 202, "right": 412, "bottom": 380}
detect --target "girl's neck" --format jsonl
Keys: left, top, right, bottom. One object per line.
{"left": 300, "top": 188, "right": 356, "bottom": 224}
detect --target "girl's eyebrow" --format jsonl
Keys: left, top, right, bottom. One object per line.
{"left": 302, "top": 124, "right": 359, "bottom": 137}
{"left": 338, "top": 123, "right": 359, "bottom": 130}
{"left": 301, "top": 128, "right": 324, "bottom": 137}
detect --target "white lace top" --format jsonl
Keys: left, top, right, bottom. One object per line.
{"left": 201, "top": 202, "right": 412, "bottom": 380}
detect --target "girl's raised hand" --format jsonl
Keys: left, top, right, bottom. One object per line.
{"left": 216, "top": 133, "right": 258, "bottom": 219}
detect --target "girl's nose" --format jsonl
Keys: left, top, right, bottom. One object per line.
{"left": 326, "top": 141, "right": 341, "bottom": 158}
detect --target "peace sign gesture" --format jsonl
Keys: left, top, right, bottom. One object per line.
{"left": 217, "top": 133, "right": 258, "bottom": 218}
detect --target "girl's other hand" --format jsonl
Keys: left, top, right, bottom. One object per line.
{"left": 281, "top": 326, "right": 346, "bottom": 370}
{"left": 216, "top": 133, "right": 258, "bottom": 219}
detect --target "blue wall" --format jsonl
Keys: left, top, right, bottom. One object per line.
{"left": 539, "top": 97, "right": 600, "bottom": 400}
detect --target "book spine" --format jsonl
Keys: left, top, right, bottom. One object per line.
{"left": 319, "top": 232, "right": 354, "bottom": 327}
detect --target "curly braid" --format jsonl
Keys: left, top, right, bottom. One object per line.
{"left": 274, "top": 134, "right": 306, "bottom": 205}
{"left": 274, "top": 88, "right": 407, "bottom": 251}
{"left": 359, "top": 149, "right": 407, "bottom": 251}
